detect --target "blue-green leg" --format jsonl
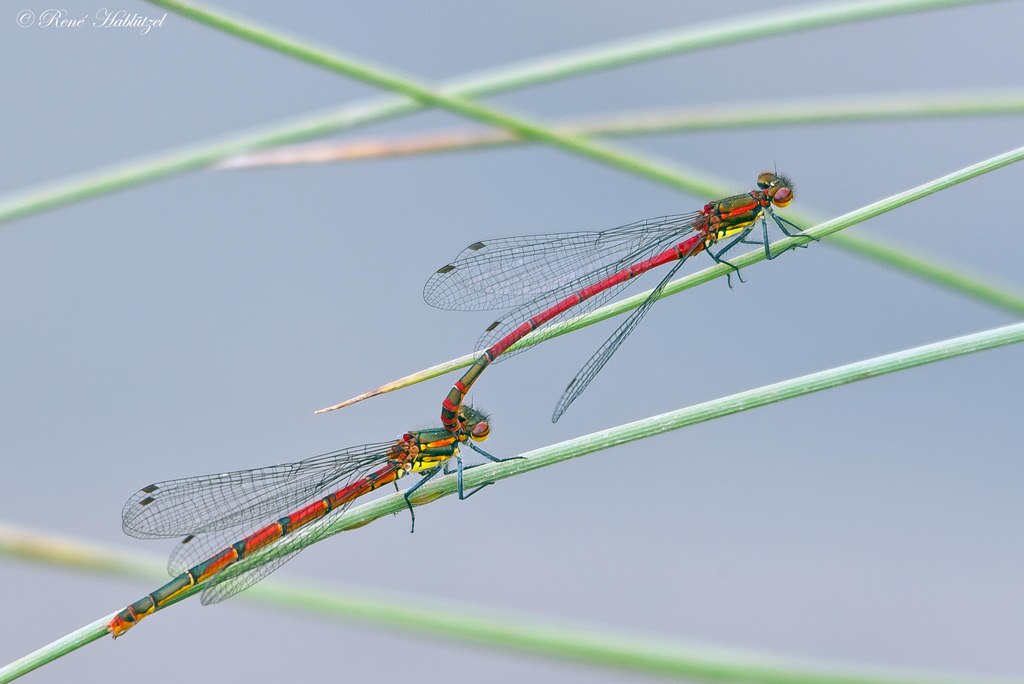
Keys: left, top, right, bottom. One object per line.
{"left": 403, "top": 467, "right": 443, "bottom": 533}
{"left": 708, "top": 226, "right": 755, "bottom": 288}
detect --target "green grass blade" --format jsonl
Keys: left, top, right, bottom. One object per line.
{"left": 144, "top": 0, "right": 992, "bottom": 201}
{"left": 430, "top": 0, "right": 997, "bottom": 98}
{"left": 219, "top": 90, "right": 1024, "bottom": 169}
{"left": 147, "top": 0, "right": 1024, "bottom": 319}
{"left": 312, "top": 322, "right": 1024, "bottom": 548}
{"left": 208, "top": 322, "right": 1024, "bottom": 617}
{"left": 2, "top": 0, "right": 983, "bottom": 226}
{"left": 316, "top": 145, "right": 1024, "bottom": 412}
{"left": 3, "top": 311, "right": 1022, "bottom": 684}
{"left": 5, "top": 321, "right": 1020, "bottom": 680}
{"left": 27, "top": 320, "right": 998, "bottom": 684}
{"left": 0, "top": 617, "right": 110, "bottom": 684}
{"left": 2, "top": 1, "right": 1012, "bottom": 318}
{"left": 7, "top": 322, "right": 1021, "bottom": 680}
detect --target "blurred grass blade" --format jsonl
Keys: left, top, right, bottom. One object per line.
{"left": 316, "top": 145, "right": 1024, "bottom": 413}
{"left": 2, "top": 2, "right": 1013, "bottom": 320}
{"left": 2, "top": 528, "right": 1019, "bottom": 684}
{"left": 218, "top": 90, "right": 1024, "bottom": 169}
{"left": 150, "top": 0, "right": 1024, "bottom": 319}
{"left": 145, "top": 0, "right": 997, "bottom": 202}
{"left": 2, "top": 0, "right": 983, "bottom": 225}
{"left": 5, "top": 313, "right": 1024, "bottom": 682}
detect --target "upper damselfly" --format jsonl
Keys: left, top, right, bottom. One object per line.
{"left": 424, "top": 172, "right": 808, "bottom": 431}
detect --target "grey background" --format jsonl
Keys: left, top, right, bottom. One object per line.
{"left": 2, "top": 0, "right": 1022, "bottom": 681}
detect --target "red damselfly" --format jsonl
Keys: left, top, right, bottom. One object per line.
{"left": 425, "top": 172, "right": 808, "bottom": 431}
{"left": 109, "top": 407, "right": 499, "bottom": 637}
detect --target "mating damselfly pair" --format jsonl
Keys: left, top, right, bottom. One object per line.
{"left": 110, "top": 172, "right": 806, "bottom": 636}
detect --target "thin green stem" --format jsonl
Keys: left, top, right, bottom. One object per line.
{"left": 4, "top": 319, "right": 1023, "bottom": 682}
{"left": 316, "top": 145, "right": 1024, "bottom": 413}
{"left": 313, "top": 322, "right": 1024, "bottom": 549}
{"left": 219, "top": 91, "right": 1024, "bottom": 168}
{"left": 575, "top": 90, "right": 1024, "bottom": 132}
{"left": 0, "top": 617, "right": 110, "bottom": 684}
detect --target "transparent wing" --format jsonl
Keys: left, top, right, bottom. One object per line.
{"left": 161, "top": 482, "right": 364, "bottom": 603}
{"left": 160, "top": 458, "right": 403, "bottom": 604}
{"left": 551, "top": 250, "right": 692, "bottom": 422}
{"left": 471, "top": 217, "right": 702, "bottom": 362}
{"left": 198, "top": 459, "right": 399, "bottom": 605}
{"left": 122, "top": 441, "right": 397, "bottom": 540}
{"left": 423, "top": 213, "right": 699, "bottom": 312}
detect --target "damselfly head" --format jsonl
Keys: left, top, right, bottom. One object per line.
{"left": 757, "top": 171, "right": 794, "bottom": 208}
{"left": 461, "top": 405, "right": 491, "bottom": 442}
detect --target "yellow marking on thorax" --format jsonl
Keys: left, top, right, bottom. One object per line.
{"left": 715, "top": 212, "right": 762, "bottom": 241}
{"left": 410, "top": 451, "right": 456, "bottom": 472}
{"left": 415, "top": 440, "right": 460, "bottom": 469}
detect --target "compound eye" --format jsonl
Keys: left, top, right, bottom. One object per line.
{"left": 470, "top": 420, "right": 490, "bottom": 441}
{"left": 772, "top": 187, "right": 793, "bottom": 207}
{"left": 757, "top": 171, "right": 777, "bottom": 190}
{"left": 770, "top": 185, "right": 794, "bottom": 206}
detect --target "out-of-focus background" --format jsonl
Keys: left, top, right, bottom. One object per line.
{"left": 2, "top": 1, "right": 1022, "bottom": 681}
